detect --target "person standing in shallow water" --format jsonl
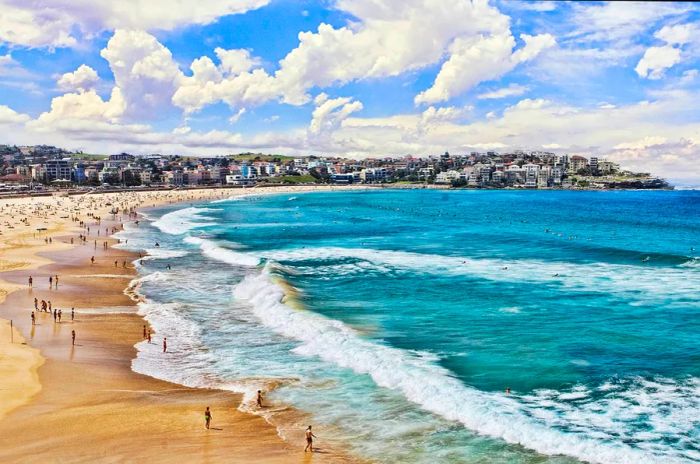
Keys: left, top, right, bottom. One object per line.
{"left": 204, "top": 407, "right": 212, "bottom": 429}
{"left": 304, "top": 425, "right": 317, "bottom": 453}
{"left": 163, "top": 337, "right": 167, "bottom": 353}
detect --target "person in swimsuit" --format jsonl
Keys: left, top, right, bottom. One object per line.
{"left": 304, "top": 426, "right": 317, "bottom": 453}
{"left": 204, "top": 407, "right": 212, "bottom": 429}
{"left": 257, "top": 390, "right": 264, "bottom": 408}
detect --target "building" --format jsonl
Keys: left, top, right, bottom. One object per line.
{"left": 45, "top": 158, "right": 72, "bottom": 181}
{"left": 330, "top": 172, "right": 360, "bottom": 184}
{"left": 361, "top": 168, "right": 390, "bottom": 183}
{"left": 523, "top": 163, "right": 539, "bottom": 188}
{"left": 109, "top": 153, "right": 136, "bottom": 162}
{"left": 226, "top": 174, "right": 255, "bottom": 186}
{"left": 165, "top": 170, "right": 184, "bottom": 186}
{"left": 597, "top": 160, "right": 618, "bottom": 175}
{"left": 589, "top": 157, "right": 599, "bottom": 172}
{"left": 140, "top": 170, "right": 152, "bottom": 185}
{"left": 569, "top": 156, "right": 588, "bottom": 173}
{"left": 435, "top": 170, "right": 461, "bottom": 184}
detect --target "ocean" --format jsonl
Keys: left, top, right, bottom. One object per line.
{"left": 116, "top": 189, "right": 700, "bottom": 464}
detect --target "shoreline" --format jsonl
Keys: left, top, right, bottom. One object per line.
{"left": 0, "top": 186, "right": 364, "bottom": 463}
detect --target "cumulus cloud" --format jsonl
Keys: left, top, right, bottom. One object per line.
{"left": 0, "top": 104, "right": 30, "bottom": 124}
{"left": 635, "top": 46, "right": 682, "bottom": 79}
{"left": 215, "top": 48, "right": 261, "bottom": 75}
{"left": 309, "top": 94, "right": 363, "bottom": 135}
{"left": 173, "top": 0, "right": 551, "bottom": 111}
{"left": 171, "top": 49, "right": 298, "bottom": 114}
{"left": 0, "top": 0, "right": 270, "bottom": 48}
{"left": 57, "top": 64, "right": 100, "bottom": 92}
{"left": 100, "top": 30, "right": 183, "bottom": 118}
{"left": 420, "top": 106, "right": 470, "bottom": 124}
{"left": 31, "top": 88, "right": 126, "bottom": 128}
{"left": 635, "top": 23, "right": 698, "bottom": 79}
{"left": 415, "top": 33, "right": 555, "bottom": 104}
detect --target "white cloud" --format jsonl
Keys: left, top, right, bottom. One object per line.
{"left": 100, "top": 30, "right": 183, "bottom": 118}
{"left": 635, "top": 23, "right": 699, "bottom": 80}
{"left": 31, "top": 88, "right": 126, "bottom": 127}
{"left": 568, "top": 2, "right": 689, "bottom": 45}
{"left": 635, "top": 45, "right": 681, "bottom": 79}
{"left": 228, "top": 107, "right": 246, "bottom": 124}
{"left": 0, "top": 104, "right": 30, "bottom": 124}
{"left": 79, "top": 1, "right": 555, "bottom": 118}
{"left": 415, "top": 33, "right": 554, "bottom": 104}
{"left": 215, "top": 48, "right": 261, "bottom": 75}
{"left": 0, "top": 0, "right": 270, "bottom": 48}
{"left": 421, "top": 106, "right": 470, "bottom": 123}
{"left": 309, "top": 95, "right": 363, "bottom": 135}
{"left": 0, "top": 53, "right": 19, "bottom": 76}
{"left": 478, "top": 83, "right": 529, "bottom": 99}
{"left": 57, "top": 64, "right": 100, "bottom": 92}
{"left": 614, "top": 136, "right": 668, "bottom": 150}
{"left": 655, "top": 23, "right": 696, "bottom": 45}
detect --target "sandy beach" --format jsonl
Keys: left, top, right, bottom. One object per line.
{"left": 0, "top": 186, "right": 364, "bottom": 463}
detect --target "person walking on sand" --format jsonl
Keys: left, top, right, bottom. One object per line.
{"left": 31, "top": 311, "right": 35, "bottom": 326}
{"left": 34, "top": 297, "right": 38, "bottom": 310}
{"left": 53, "top": 309, "right": 57, "bottom": 323}
{"left": 304, "top": 426, "right": 317, "bottom": 452}
{"left": 204, "top": 407, "right": 212, "bottom": 429}
{"left": 163, "top": 337, "right": 167, "bottom": 353}
{"left": 49, "top": 276, "right": 53, "bottom": 287}
{"left": 91, "top": 256, "right": 95, "bottom": 265}
{"left": 28, "top": 276, "right": 32, "bottom": 288}
{"left": 257, "top": 390, "right": 264, "bottom": 408}
{"left": 143, "top": 325, "right": 147, "bottom": 339}
{"left": 58, "top": 309, "right": 62, "bottom": 322}
{"left": 71, "top": 307, "right": 75, "bottom": 321}
{"left": 55, "top": 275, "right": 59, "bottom": 288}
{"left": 71, "top": 330, "right": 76, "bottom": 346}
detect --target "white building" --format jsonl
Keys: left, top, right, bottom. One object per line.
{"left": 435, "top": 170, "right": 461, "bottom": 184}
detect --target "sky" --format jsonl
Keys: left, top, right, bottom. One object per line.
{"left": 1, "top": 1, "right": 700, "bottom": 183}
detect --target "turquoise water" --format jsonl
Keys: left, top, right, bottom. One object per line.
{"left": 118, "top": 189, "right": 700, "bottom": 464}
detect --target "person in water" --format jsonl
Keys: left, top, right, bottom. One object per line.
{"left": 304, "top": 425, "right": 317, "bottom": 453}
{"left": 257, "top": 390, "right": 264, "bottom": 408}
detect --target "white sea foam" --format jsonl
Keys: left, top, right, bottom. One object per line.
{"left": 232, "top": 264, "right": 688, "bottom": 464}
{"left": 135, "top": 271, "right": 171, "bottom": 283}
{"left": 499, "top": 306, "right": 522, "bottom": 314}
{"left": 142, "top": 248, "right": 190, "bottom": 260}
{"left": 131, "top": 300, "right": 218, "bottom": 388}
{"left": 151, "top": 207, "right": 219, "bottom": 235}
{"left": 261, "top": 247, "right": 700, "bottom": 304}
{"left": 184, "top": 236, "right": 260, "bottom": 267}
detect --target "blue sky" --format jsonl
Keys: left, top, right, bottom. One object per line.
{"left": 0, "top": 1, "right": 699, "bottom": 182}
